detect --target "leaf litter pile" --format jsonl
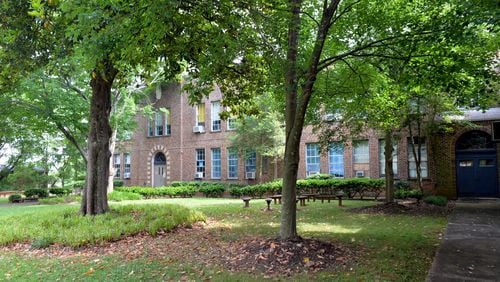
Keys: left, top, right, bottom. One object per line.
{"left": 348, "top": 201, "right": 454, "bottom": 216}
{"left": 2, "top": 219, "right": 354, "bottom": 277}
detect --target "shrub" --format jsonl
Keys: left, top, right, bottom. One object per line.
{"left": 115, "top": 186, "right": 197, "bottom": 199}
{"left": 395, "top": 181, "right": 410, "bottom": 190}
{"left": 8, "top": 194, "right": 23, "bottom": 203}
{"left": 108, "top": 191, "right": 142, "bottom": 201}
{"left": 395, "top": 188, "right": 424, "bottom": 200}
{"left": 113, "top": 179, "right": 124, "bottom": 187}
{"left": 423, "top": 195, "right": 448, "bottom": 206}
{"left": 24, "top": 188, "right": 49, "bottom": 198}
{"left": 49, "top": 188, "right": 72, "bottom": 197}
{"left": 198, "top": 184, "right": 225, "bottom": 197}
{"left": 306, "top": 173, "right": 332, "bottom": 180}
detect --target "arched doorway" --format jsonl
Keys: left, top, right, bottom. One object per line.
{"left": 455, "top": 130, "right": 498, "bottom": 197}
{"left": 153, "top": 152, "right": 166, "bottom": 187}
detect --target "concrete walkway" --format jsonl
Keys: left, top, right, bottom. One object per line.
{"left": 427, "top": 199, "right": 500, "bottom": 282}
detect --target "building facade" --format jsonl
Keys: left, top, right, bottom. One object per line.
{"left": 114, "top": 83, "right": 500, "bottom": 199}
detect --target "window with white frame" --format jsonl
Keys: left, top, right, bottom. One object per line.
{"left": 227, "top": 148, "right": 238, "bottom": 179}
{"left": 353, "top": 140, "right": 369, "bottom": 163}
{"left": 124, "top": 153, "right": 131, "bottom": 178}
{"left": 113, "top": 154, "right": 121, "bottom": 178}
{"left": 196, "top": 149, "right": 205, "bottom": 177}
{"left": 211, "top": 101, "right": 221, "bottom": 131}
{"left": 306, "top": 143, "right": 320, "bottom": 175}
{"left": 154, "top": 111, "right": 163, "bottom": 136}
{"left": 328, "top": 143, "right": 344, "bottom": 177}
{"left": 211, "top": 148, "right": 221, "bottom": 179}
{"left": 196, "top": 103, "right": 205, "bottom": 127}
{"left": 164, "top": 108, "right": 171, "bottom": 136}
{"left": 147, "top": 119, "right": 154, "bottom": 137}
{"left": 408, "top": 137, "right": 428, "bottom": 178}
{"left": 245, "top": 150, "right": 256, "bottom": 173}
{"left": 379, "top": 140, "right": 398, "bottom": 177}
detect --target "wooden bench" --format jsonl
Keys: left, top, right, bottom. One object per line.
{"left": 270, "top": 194, "right": 282, "bottom": 204}
{"left": 297, "top": 195, "right": 307, "bottom": 206}
{"left": 314, "top": 194, "right": 337, "bottom": 203}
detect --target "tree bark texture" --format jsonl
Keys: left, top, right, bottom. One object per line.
{"left": 384, "top": 131, "right": 395, "bottom": 203}
{"left": 80, "top": 61, "right": 117, "bottom": 215}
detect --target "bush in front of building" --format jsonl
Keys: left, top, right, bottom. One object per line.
{"left": 24, "top": 188, "right": 49, "bottom": 199}
{"left": 49, "top": 188, "right": 72, "bottom": 197}
{"left": 8, "top": 194, "right": 23, "bottom": 203}
{"left": 108, "top": 191, "right": 143, "bottom": 201}
{"left": 423, "top": 195, "right": 448, "bottom": 206}
{"left": 394, "top": 187, "right": 424, "bottom": 200}
{"left": 115, "top": 186, "right": 197, "bottom": 198}
{"left": 198, "top": 184, "right": 225, "bottom": 197}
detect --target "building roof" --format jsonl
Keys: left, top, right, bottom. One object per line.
{"left": 446, "top": 107, "right": 500, "bottom": 122}
{"left": 463, "top": 107, "right": 500, "bottom": 121}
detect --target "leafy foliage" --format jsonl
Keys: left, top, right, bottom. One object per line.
{"left": 423, "top": 195, "right": 448, "bottom": 206}
{"left": 24, "top": 188, "right": 49, "bottom": 199}
{"left": 107, "top": 191, "right": 142, "bottom": 202}
{"left": 8, "top": 194, "right": 22, "bottom": 203}
{"left": 49, "top": 188, "right": 72, "bottom": 197}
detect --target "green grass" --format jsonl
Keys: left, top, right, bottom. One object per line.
{"left": 0, "top": 198, "right": 447, "bottom": 281}
{"left": 0, "top": 204, "right": 205, "bottom": 247}
{"left": 0, "top": 197, "right": 8, "bottom": 203}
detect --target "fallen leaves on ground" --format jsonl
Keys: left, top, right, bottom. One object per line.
{"left": 0, "top": 219, "right": 355, "bottom": 277}
{"left": 347, "top": 201, "right": 454, "bottom": 216}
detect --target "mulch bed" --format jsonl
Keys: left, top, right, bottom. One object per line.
{"left": 348, "top": 201, "right": 455, "bottom": 216}
{"left": 1, "top": 219, "right": 355, "bottom": 277}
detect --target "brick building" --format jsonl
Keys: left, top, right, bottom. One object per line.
{"left": 115, "top": 83, "right": 500, "bottom": 199}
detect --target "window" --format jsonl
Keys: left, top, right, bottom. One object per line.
{"left": 379, "top": 140, "right": 398, "bottom": 177}
{"left": 408, "top": 137, "right": 428, "bottom": 178}
{"left": 245, "top": 150, "right": 256, "bottom": 173}
{"left": 155, "top": 111, "right": 163, "bottom": 136}
{"left": 211, "top": 148, "right": 221, "bottom": 179}
{"left": 147, "top": 119, "right": 154, "bottom": 137}
{"left": 196, "top": 103, "right": 205, "bottom": 127}
{"left": 196, "top": 149, "right": 205, "bottom": 177}
{"left": 353, "top": 140, "right": 369, "bottom": 163}
{"left": 124, "top": 153, "right": 131, "bottom": 178}
{"left": 227, "top": 148, "right": 238, "bottom": 179}
{"left": 227, "top": 116, "right": 237, "bottom": 130}
{"left": 211, "top": 101, "right": 221, "bottom": 131}
{"left": 113, "top": 154, "right": 121, "bottom": 178}
{"left": 328, "top": 143, "right": 344, "bottom": 177}
{"left": 164, "top": 108, "right": 171, "bottom": 136}
{"left": 306, "top": 143, "right": 320, "bottom": 175}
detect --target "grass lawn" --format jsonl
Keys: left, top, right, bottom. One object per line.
{"left": 0, "top": 198, "right": 447, "bottom": 281}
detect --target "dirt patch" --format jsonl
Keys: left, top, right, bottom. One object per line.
{"left": 0, "top": 219, "right": 354, "bottom": 277}
{"left": 348, "top": 201, "right": 455, "bottom": 216}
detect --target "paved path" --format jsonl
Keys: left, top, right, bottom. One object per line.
{"left": 427, "top": 199, "right": 500, "bottom": 282}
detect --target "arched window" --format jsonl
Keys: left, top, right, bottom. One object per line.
{"left": 154, "top": 152, "right": 166, "bottom": 165}
{"left": 456, "top": 131, "right": 494, "bottom": 151}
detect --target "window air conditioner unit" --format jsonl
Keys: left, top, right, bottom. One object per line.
{"left": 246, "top": 171, "right": 256, "bottom": 179}
{"left": 355, "top": 170, "right": 365, "bottom": 177}
{"left": 493, "top": 121, "right": 500, "bottom": 142}
{"left": 307, "top": 171, "right": 320, "bottom": 177}
{"left": 194, "top": 172, "right": 204, "bottom": 179}
{"left": 192, "top": 125, "right": 205, "bottom": 133}
{"left": 123, "top": 172, "right": 131, "bottom": 179}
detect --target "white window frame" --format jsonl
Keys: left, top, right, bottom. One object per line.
{"left": 408, "top": 137, "right": 428, "bottom": 178}
{"left": 113, "top": 154, "right": 121, "bottom": 178}
{"left": 211, "top": 101, "right": 221, "bottom": 132}
{"left": 124, "top": 153, "right": 131, "bottom": 178}
{"left": 306, "top": 143, "right": 321, "bottom": 175}
{"left": 227, "top": 148, "right": 238, "bottom": 179}
{"left": 328, "top": 143, "right": 344, "bottom": 177}
{"left": 196, "top": 149, "right": 205, "bottom": 177}
{"left": 211, "top": 148, "right": 222, "bottom": 179}
{"left": 353, "top": 140, "right": 369, "bottom": 164}
{"left": 244, "top": 150, "right": 256, "bottom": 173}
{"left": 154, "top": 111, "right": 163, "bottom": 136}
{"left": 379, "top": 140, "right": 398, "bottom": 177}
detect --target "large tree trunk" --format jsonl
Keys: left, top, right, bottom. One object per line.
{"left": 384, "top": 131, "right": 395, "bottom": 203}
{"left": 80, "top": 61, "right": 117, "bottom": 215}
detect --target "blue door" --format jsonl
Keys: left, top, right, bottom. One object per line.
{"left": 456, "top": 152, "right": 498, "bottom": 197}
{"left": 455, "top": 131, "right": 499, "bottom": 198}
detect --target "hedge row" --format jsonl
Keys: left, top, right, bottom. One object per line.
{"left": 230, "top": 178, "right": 385, "bottom": 199}
{"left": 115, "top": 186, "right": 197, "bottom": 198}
